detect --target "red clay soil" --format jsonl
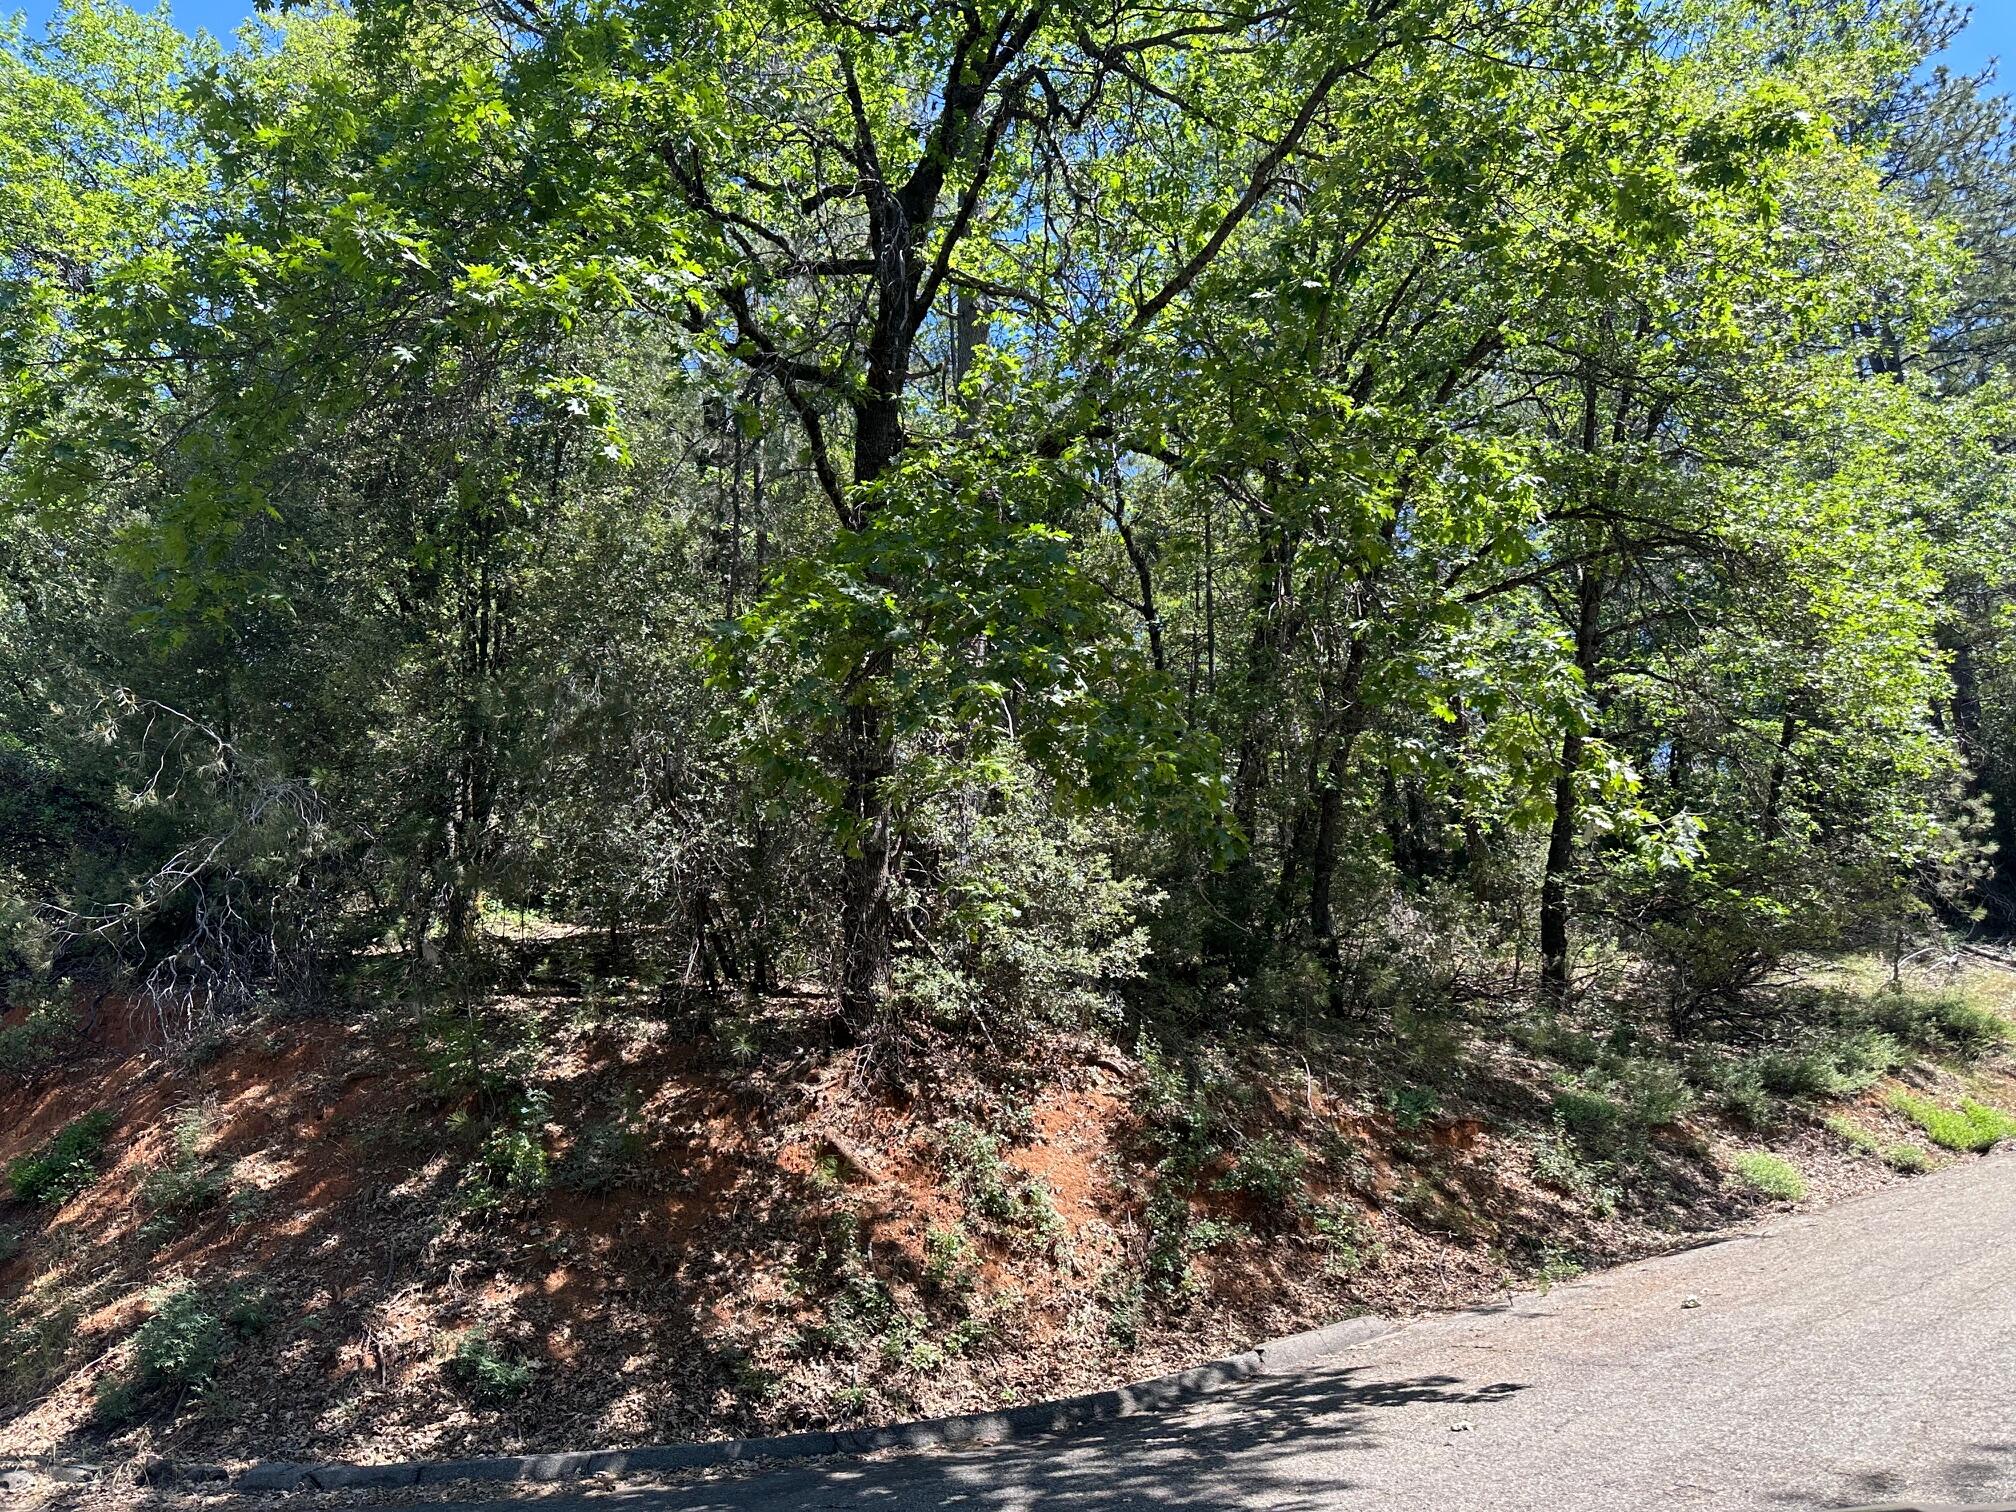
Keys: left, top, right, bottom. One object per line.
{"left": 0, "top": 979, "right": 2008, "bottom": 1473}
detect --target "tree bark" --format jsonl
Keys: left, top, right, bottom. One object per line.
{"left": 1307, "top": 635, "right": 1371, "bottom": 1015}
{"left": 1761, "top": 707, "right": 1798, "bottom": 841}
{"left": 1540, "top": 565, "right": 1602, "bottom": 1010}
{"left": 835, "top": 393, "right": 907, "bottom": 1030}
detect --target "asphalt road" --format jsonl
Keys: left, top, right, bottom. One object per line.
{"left": 455, "top": 1151, "right": 2016, "bottom": 1512}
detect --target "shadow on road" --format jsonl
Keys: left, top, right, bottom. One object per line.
{"left": 1774, "top": 1442, "right": 2016, "bottom": 1509}
{"left": 490, "top": 1363, "right": 1529, "bottom": 1511}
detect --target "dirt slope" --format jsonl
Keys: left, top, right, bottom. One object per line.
{"left": 2, "top": 959, "right": 2010, "bottom": 1472}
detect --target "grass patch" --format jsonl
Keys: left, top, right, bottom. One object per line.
{"left": 1730, "top": 1150, "right": 1806, "bottom": 1201}
{"left": 1885, "top": 1092, "right": 2016, "bottom": 1152}
{"left": 1823, "top": 1114, "right": 1879, "bottom": 1154}
{"left": 7, "top": 1110, "right": 118, "bottom": 1205}
{"left": 1883, "top": 1142, "right": 1935, "bottom": 1173}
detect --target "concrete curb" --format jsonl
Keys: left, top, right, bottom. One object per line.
{"left": 2, "top": 1313, "right": 1400, "bottom": 1495}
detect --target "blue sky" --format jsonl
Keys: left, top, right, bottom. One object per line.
{"left": 1940, "top": 2, "right": 2016, "bottom": 80}
{"left": 7, "top": 0, "right": 2016, "bottom": 72}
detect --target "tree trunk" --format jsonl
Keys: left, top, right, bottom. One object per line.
{"left": 1540, "top": 566, "right": 1602, "bottom": 1010}
{"left": 1761, "top": 707, "right": 1798, "bottom": 841}
{"left": 835, "top": 394, "right": 906, "bottom": 1030}
{"left": 1307, "top": 635, "right": 1371, "bottom": 1016}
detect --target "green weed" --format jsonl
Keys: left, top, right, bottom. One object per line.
{"left": 1312, "top": 1200, "right": 1375, "bottom": 1277}
{"left": 1883, "top": 1142, "right": 1934, "bottom": 1173}
{"left": 139, "top": 1105, "right": 231, "bottom": 1235}
{"left": 938, "top": 1120, "right": 1066, "bottom": 1253}
{"left": 1532, "top": 1248, "right": 1585, "bottom": 1292}
{"left": 449, "top": 1327, "right": 538, "bottom": 1403}
{"left": 1823, "top": 1114, "right": 1879, "bottom": 1154}
{"left": 8, "top": 1110, "right": 117, "bottom": 1205}
{"left": 1885, "top": 1092, "right": 2016, "bottom": 1152}
{"left": 1731, "top": 1150, "right": 1806, "bottom": 1201}
{"left": 922, "top": 1224, "right": 975, "bottom": 1292}
{"left": 1531, "top": 1126, "right": 1622, "bottom": 1217}
{"left": 1382, "top": 1085, "right": 1441, "bottom": 1132}
{"left": 133, "top": 1286, "right": 228, "bottom": 1390}
{"left": 0, "top": 994, "right": 80, "bottom": 1079}
{"left": 555, "top": 1099, "right": 644, "bottom": 1195}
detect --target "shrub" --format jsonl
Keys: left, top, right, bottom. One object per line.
{"left": 1215, "top": 1133, "right": 1308, "bottom": 1218}
{"left": 91, "top": 1376, "right": 143, "bottom": 1426}
{"left": 1883, "top": 1143, "right": 1934, "bottom": 1173}
{"left": 1183, "top": 1216, "right": 1245, "bottom": 1253}
{"left": 937, "top": 1120, "right": 1018, "bottom": 1223}
{"left": 1730, "top": 1151, "right": 1806, "bottom": 1201}
{"left": 1756, "top": 1050, "right": 1835, "bottom": 1099}
{"left": 937, "top": 1120, "right": 1064, "bottom": 1250}
{"left": 1885, "top": 1092, "right": 2016, "bottom": 1152}
{"left": 0, "top": 995, "right": 80, "bottom": 1079}
{"left": 890, "top": 775, "right": 1161, "bottom": 1039}
{"left": 8, "top": 1110, "right": 117, "bottom": 1205}
{"left": 449, "top": 1328, "right": 537, "bottom": 1403}
{"left": 1870, "top": 986, "right": 2011, "bottom": 1058}
{"left": 140, "top": 1106, "right": 230, "bottom": 1226}
{"left": 1554, "top": 1054, "right": 1696, "bottom": 1160}
{"left": 461, "top": 1121, "right": 552, "bottom": 1212}
{"left": 1136, "top": 1040, "right": 1227, "bottom": 1162}
{"left": 1311, "top": 1201, "right": 1375, "bottom": 1276}
{"left": 1381, "top": 1085, "right": 1441, "bottom": 1132}
{"left": 1709, "top": 1061, "right": 1778, "bottom": 1130}
{"left": 1613, "top": 1057, "right": 1697, "bottom": 1128}
{"left": 1757, "top": 1029, "right": 1903, "bottom": 1100}
{"left": 1531, "top": 1127, "right": 1622, "bottom": 1217}
{"left": 1533, "top": 1247, "right": 1585, "bottom": 1291}
{"left": 1552, "top": 1087, "right": 1625, "bottom": 1150}
{"left": 420, "top": 1006, "right": 546, "bottom": 1109}
{"left": 1514, "top": 1020, "right": 1604, "bottom": 1070}
{"left": 133, "top": 1287, "right": 228, "bottom": 1390}
{"left": 922, "top": 1225, "right": 974, "bottom": 1292}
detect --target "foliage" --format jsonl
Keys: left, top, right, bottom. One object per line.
{"left": 139, "top": 1104, "right": 230, "bottom": 1226}
{"left": 0, "top": 980, "right": 80, "bottom": 1080}
{"left": 921, "top": 1225, "right": 975, "bottom": 1294}
{"left": 937, "top": 1120, "right": 1065, "bottom": 1252}
{"left": 132, "top": 1286, "right": 228, "bottom": 1390}
{"left": 1868, "top": 986, "right": 2013, "bottom": 1057}
{"left": 1823, "top": 1115, "right": 1880, "bottom": 1154}
{"left": 554, "top": 1099, "right": 645, "bottom": 1197}
{"left": 1730, "top": 1151, "right": 1808, "bottom": 1201}
{"left": 7, "top": 1110, "right": 116, "bottom": 1206}
{"left": 1552, "top": 1053, "right": 1696, "bottom": 1158}
{"left": 889, "top": 775, "right": 1161, "bottom": 1043}
{"left": 0, "top": 0, "right": 2012, "bottom": 1377}
{"left": 1311, "top": 1202, "right": 1377, "bottom": 1277}
{"left": 92, "top": 1282, "right": 269, "bottom": 1422}
{"left": 1885, "top": 1092, "right": 2016, "bottom": 1152}
{"left": 448, "top": 1328, "right": 537, "bottom": 1404}
{"left": 1883, "top": 1142, "right": 1935, "bottom": 1173}
{"left": 1215, "top": 1134, "right": 1310, "bottom": 1221}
